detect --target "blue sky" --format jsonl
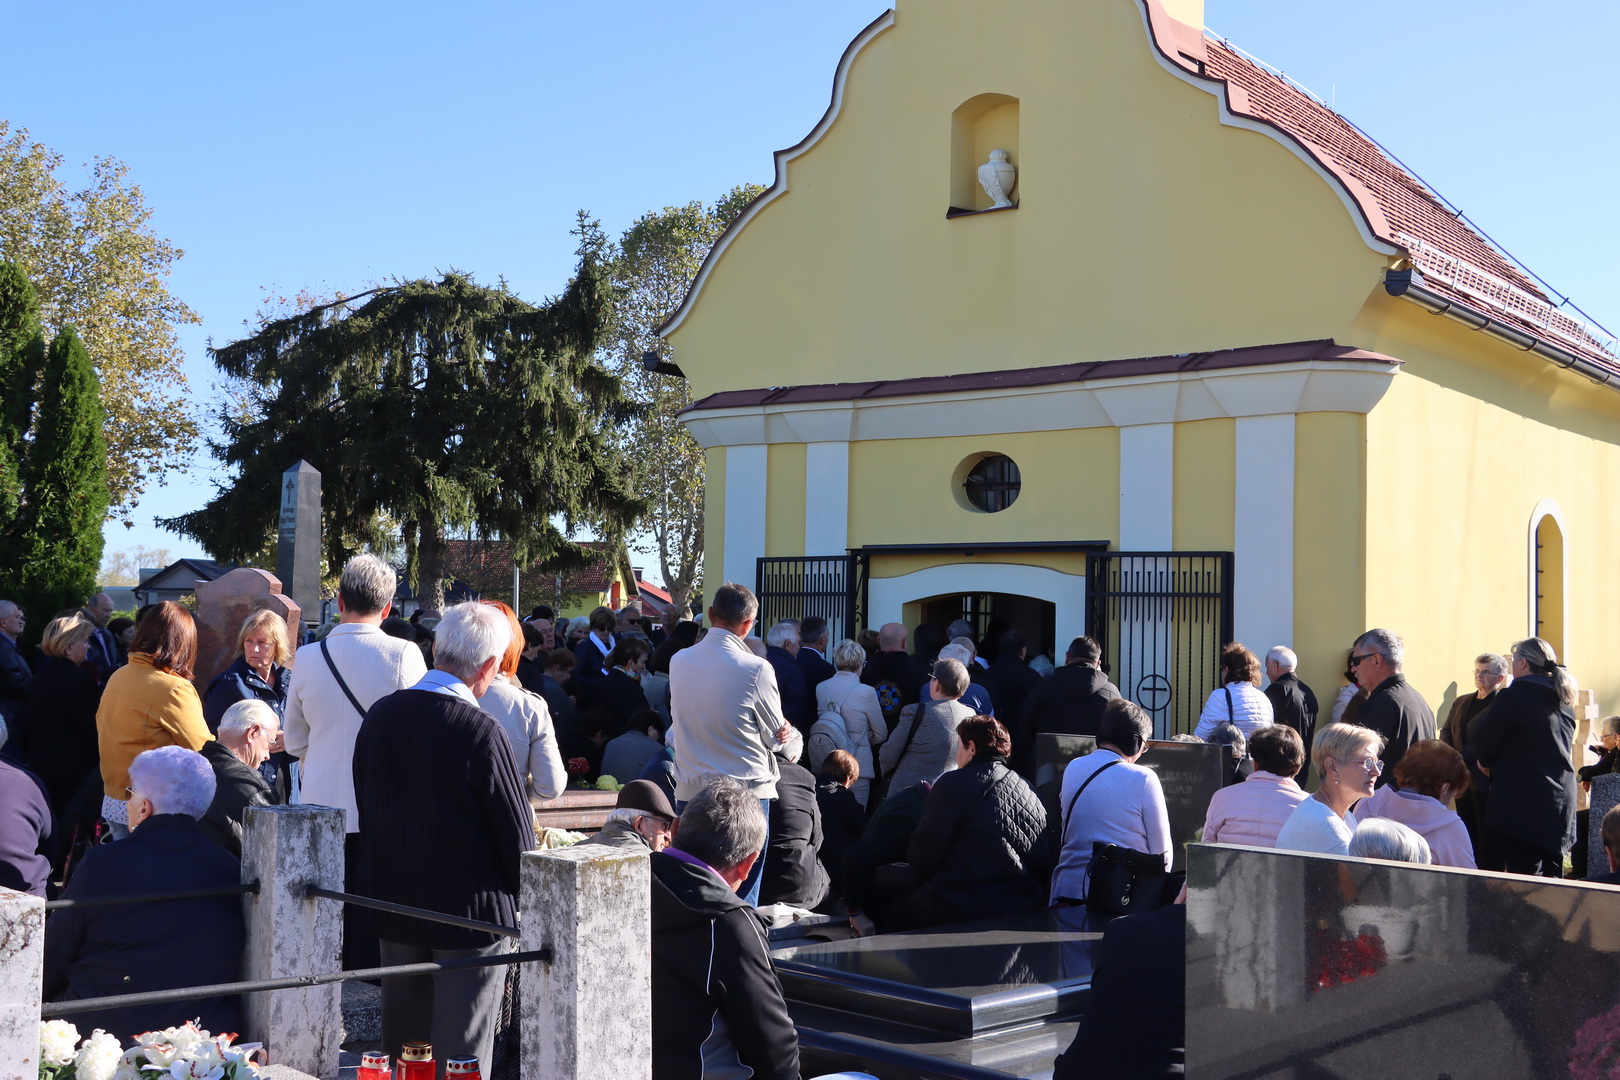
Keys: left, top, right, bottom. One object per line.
{"left": 2, "top": 1, "right": 1614, "bottom": 576}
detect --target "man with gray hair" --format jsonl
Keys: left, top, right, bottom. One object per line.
{"left": 284, "top": 553, "right": 426, "bottom": 968}
{"left": 0, "top": 599, "right": 29, "bottom": 730}
{"left": 764, "top": 619, "right": 811, "bottom": 734}
{"left": 651, "top": 777, "right": 800, "bottom": 1080}
{"left": 1349, "top": 628, "right": 1435, "bottom": 785}
{"left": 199, "top": 699, "right": 281, "bottom": 858}
{"left": 44, "top": 745, "right": 245, "bottom": 1040}
{"left": 353, "top": 601, "right": 535, "bottom": 1074}
{"left": 79, "top": 592, "right": 121, "bottom": 682}
{"left": 1263, "top": 646, "right": 1319, "bottom": 762}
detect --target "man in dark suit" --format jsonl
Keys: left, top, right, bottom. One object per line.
{"left": 1349, "top": 628, "right": 1436, "bottom": 786}
{"left": 764, "top": 621, "right": 811, "bottom": 735}
{"left": 353, "top": 602, "right": 536, "bottom": 1075}
{"left": 1263, "top": 645, "right": 1320, "bottom": 759}
{"left": 80, "top": 593, "right": 121, "bottom": 684}
{"left": 795, "top": 616, "right": 836, "bottom": 701}
{"left": 0, "top": 601, "right": 31, "bottom": 740}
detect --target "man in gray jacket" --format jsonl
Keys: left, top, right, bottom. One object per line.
{"left": 667, "top": 582, "right": 789, "bottom": 906}
{"left": 882, "top": 658, "right": 976, "bottom": 794}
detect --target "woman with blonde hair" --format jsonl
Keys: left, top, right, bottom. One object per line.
{"left": 1274, "top": 723, "right": 1386, "bottom": 856}
{"left": 478, "top": 600, "right": 567, "bottom": 806}
{"left": 95, "top": 602, "right": 210, "bottom": 840}
{"left": 202, "top": 608, "right": 294, "bottom": 797}
{"left": 1472, "top": 636, "right": 1578, "bottom": 876}
{"left": 23, "top": 614, "right": 104, "bottom": 830}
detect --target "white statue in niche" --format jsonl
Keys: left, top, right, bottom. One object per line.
{"left": 978, "top": 148, "right": 1017, "bottom": 208}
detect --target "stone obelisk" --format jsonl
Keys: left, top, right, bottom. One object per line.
{"left": 275, "top": 460, "right": 322, "bottom": 627}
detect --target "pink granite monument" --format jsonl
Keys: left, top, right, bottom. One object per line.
{"left": 193, "top": 568, "right": 301, "bottom": 691}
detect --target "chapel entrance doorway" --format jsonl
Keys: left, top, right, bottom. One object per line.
{"left": 917, "top": 592, "right": 1057, "bottom": 665}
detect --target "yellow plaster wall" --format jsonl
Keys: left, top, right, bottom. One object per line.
{"left": 665, "top": 0, "right": 1384, "bottom": 398}
{"left": 765, "top": 443, "right": 808, "bottom": 557}
{"left": 846, "top": 428, "right": 1120, "bottom": 550}
{"left": 869, "top": 551, "right": 1090, "bottom": 580}
{"left": 1292, "top": 411, "right": 1367, "bottom": 709}
{"left": 1172, "top": 419, "right": 1235, "bottom": 550}
{"left": 702, "top": 447, "right": 726, "bottom": 606}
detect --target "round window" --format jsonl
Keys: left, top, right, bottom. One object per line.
{"left": 963, "top": 454, "right": 1021, "bottom": 512}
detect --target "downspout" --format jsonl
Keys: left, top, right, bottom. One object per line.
{"left": 1383, "top": 268, "right": 1620, "bottom": 390}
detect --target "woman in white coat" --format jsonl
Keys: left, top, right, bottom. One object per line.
{"left": 811, "top": 638, "right": 886, "bottom": 807}
{"left": 1195, "top": 642, "right": 1274, "bottom": 740}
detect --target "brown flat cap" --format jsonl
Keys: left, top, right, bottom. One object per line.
{"left": 616, "top": 779, "right": 676, "bottom": 822}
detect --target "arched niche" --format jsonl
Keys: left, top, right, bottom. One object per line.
{"left": 950, "top": 93, "right": 1020, "bottom": 213}
{"left": 1529, "top": 500, "right": 1566, "bottom": 658}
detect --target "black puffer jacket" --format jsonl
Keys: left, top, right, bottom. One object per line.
{"left": 1473, "top": 675, "right": 1577, "bottom": 854}
{"left": 1016, "top": 665, "right": 1120, "bottom": 771}
{"left": 650, "top": 851, "right": 801, "bottom": 1080}
{"left": 906, "top": 755, "right": 1048, "bottom": 927}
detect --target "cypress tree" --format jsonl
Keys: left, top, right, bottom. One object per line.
{"left": 11, "top": 326, "right": 107, "bottom": 635}
{"left": 0, "top": 263, "right": 46, "bottom": 531}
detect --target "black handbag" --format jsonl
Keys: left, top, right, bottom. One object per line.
{"left": 1084, "top": 841, "right": 1169, "bottom": 917}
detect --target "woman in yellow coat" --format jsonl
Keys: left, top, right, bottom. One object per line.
{"left": 96, "top": 601, "right": 210, "bottom": 839}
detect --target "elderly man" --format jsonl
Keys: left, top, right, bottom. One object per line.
{"left": 1264, "top": 646, "right": 1319, "bottom": 758}
{"left": 765, "top": 621, "right": 811, "bottom": 735}
{"left": 795, "top": 616, "right": 836, "bottom": 698}
{"left": 581, "top": 778, "right": 677, "bottom": 851}
{"left": 651, "top": 778, "right": 800, "bottom": 1080}
{"left": 199, "top": 699, "right": 280, "bottom": 858}
{"left": 862, "top": 622, "right": 928, "bottom": 734}
{"left": 284, "top": 554, "right": 426, "bottom": 967}
{"left": 353, "top": 601, "right": 535, "bottom": 1075}
{"left": 80, "top": 593, "right": 121, "bottom": 682}
{"left": 668, "top": 582, "right": 789, "bottom": 908}
{"left": 0, "top": 600, "right": 29, "bottom": 737}
{"left": 44, "top": 745, "right": 244, "bottom": 1040}
{"left": 1349, "top": 628, "right": 1436, "bottom": 786}
{"left": 923, "top": 641, "right": 996, "bottom": 715}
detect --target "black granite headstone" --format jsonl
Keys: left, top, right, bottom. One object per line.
{"left": 1033, "top": 733, "right": 1096, "bottom": 822}
{"left": 274, "top": 460, "right": 321, "bottom": 627}
{"left": 1137, "top": 739, "right": 1225, "bottom": 872}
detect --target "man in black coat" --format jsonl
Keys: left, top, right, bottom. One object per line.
{"left": 760, "top": 739, "right": 828, "bottom": 909}
{"left": 43, "top": 746, "right": 244, "bottom": 1041}
{"left": 0, "top": 600, "right": 31, "bottom": 742}
{"left": 862, "top": 622, "right": 927, "bottom": 734}
{"left": 1263, "top": 646, "right": 1319, "bottom": 758}
{"left": 1348, "top": 628, "right": 1435, "bottom": 786}
{"left": 1017, "top": 636, "right": 1120, "bottom": 773}
{"left": 353, "top": 602, "right": 536, "bottom": 1074}
{"left": 652, "top": 779, "right": 800, "bottom": 1080}
{"left": 985, "top": 630, "right": 1042, "bottom": 736}
{"left": 795, "top": 616, "right": 836, "bottom": 701}
{"left": 764, "top": 622, "right": 811, "bottom": 735}
{"left": 199, "top": 700, "right": 280, "bottom": 859}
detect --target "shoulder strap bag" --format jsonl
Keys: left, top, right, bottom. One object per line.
{"left": 320, "top": 638, "right": 369, "bottom": 720}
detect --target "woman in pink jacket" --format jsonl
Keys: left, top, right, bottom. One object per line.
{"left": 1351, "top": 739, "right": 1476, "bottom": 869}
{"left": 1201, "top": 725, "right": 1308, "bottom": 846}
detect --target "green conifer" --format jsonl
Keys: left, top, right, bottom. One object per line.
{"left": 0, "top": 263, "right": 47, "bottom": 528}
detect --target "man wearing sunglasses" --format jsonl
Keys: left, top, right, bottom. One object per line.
{"left": 1348, "top": 628, "right": 1436, "bottom": 787}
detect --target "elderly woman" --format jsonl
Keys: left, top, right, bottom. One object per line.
{"left": 1274, "top": 723, "right": 1385, "bottom": 856}
{"left": 22, "top": 614, "right": 104, "bottom": 830}
{"left": 1347, "top": 817, "right": 1432, "bottom": 864}
{"left": 199, "top": 700, "right": 281, "bottom": 858}
{"left": 43, "top": 745, "right": 245, "bottom": 1040}
{"left": 1351, "top": 739, "right": 1474, "bottom": 868}
{"left": 1438, "top": 652, "right": 1509, "bottom": 847}
{"left": 95, "top": 602, "right": 210, "bottom": 840}
{"left": 1201, "top": 724, "right": 1308, "bottom": 847}
{"left": 1051, "top": 699, "right": 1172, "bottom": 905}
{"left": 478, "top": 601, "right": 567, "bottom": 806}
{"left": 907, "top": 716, "right": 1048, "bottom": 927}
{"left": 810, "top": 638, "right": 886, "bottom": 806}
{"left": 203, "top": 608, "right": 293, "bottom": 796}
{"left": 1472, "top": 637, "right": 1578, "bottom": 877}
{"left": 1195, "top": 642, "right": 1274, "bottom": 739}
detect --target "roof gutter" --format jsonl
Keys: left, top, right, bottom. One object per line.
{"left": 1383, "top": 268, "right": 1620, "bottom": 390}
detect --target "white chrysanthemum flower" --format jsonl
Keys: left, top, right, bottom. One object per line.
{"left": 39, "top": 1019, "right": 82, "bottom": 1066}
{"left": 74, "top": 1029, "right": 126, "bottom": 1080}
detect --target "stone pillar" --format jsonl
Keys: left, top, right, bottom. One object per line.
{"left": 274, "top": 460, "right": 323, "bottom": 630}
{"left": 241, "top": 805, "right": 345, "bottom": 1079}
{"left": 521, "top": 845, "right": 650, "bottom": 1080}
{"left": 0, "top": 885, "right": 45, "bottom": 1080}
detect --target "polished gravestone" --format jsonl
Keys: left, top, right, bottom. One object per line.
{"left": 1035, "top": 733, "right": 1225, "bottom": 872}
{"left": 1188, "top": 841, "right": 1620, "bottom": 1079}
{"left": 774, "top": 909, "right": 1108, "bottom": 1078}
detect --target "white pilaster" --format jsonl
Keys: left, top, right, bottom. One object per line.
{"left": 1233, "top": 414, "right": 1295, "bottom": 654}
{"left": 1118, "top": 423, "right": 1175, "bottom": 550}
{"left": 723, "top": 444, "right": 769, "bottom": 588}
{"left": 803, "top": 441, "right": 850, "bottom": 555}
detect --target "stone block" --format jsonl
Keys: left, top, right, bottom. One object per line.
{"left": 242, "top": 805, "right": 345, "bottom": 1080}
{"left": 0, "top": 886, "right": 44, "bottom": 1080}
{"left": 520, "top": 844, "right": 650, "bottom": 1080}
{"left": 194, "top": 568, "right": 301, "bottom": 691}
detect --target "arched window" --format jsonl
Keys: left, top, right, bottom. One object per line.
{"left": 1528, "top": 500, "right": 1565, "bottom": 656}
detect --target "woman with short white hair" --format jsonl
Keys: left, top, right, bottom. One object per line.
{"left": 811, "top": 639, "right": 886, "bottom": 807}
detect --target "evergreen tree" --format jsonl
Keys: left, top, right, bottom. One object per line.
{"left": 164, "top": 259, "right": 648, "bottom": 610}
{"left": 0, "top": 263, "right": 46, "bottom": 530}
{"left": 9, "top": 326, "right": 107, "bottom": 634}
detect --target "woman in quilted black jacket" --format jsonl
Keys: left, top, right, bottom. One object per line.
{"left": 905, "top": 715, "right": 1049, "bottom": 928}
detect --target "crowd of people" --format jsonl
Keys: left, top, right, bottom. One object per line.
{"left": 0, "top": 564, "right": 1602, "bottom": 1079}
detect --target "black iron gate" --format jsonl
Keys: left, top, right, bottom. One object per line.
{"left": 755, "top": 553, "right": 869, "bottom": 644}
{"left": 1085, "top": 552, "right": 1233, "bottom": 738}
